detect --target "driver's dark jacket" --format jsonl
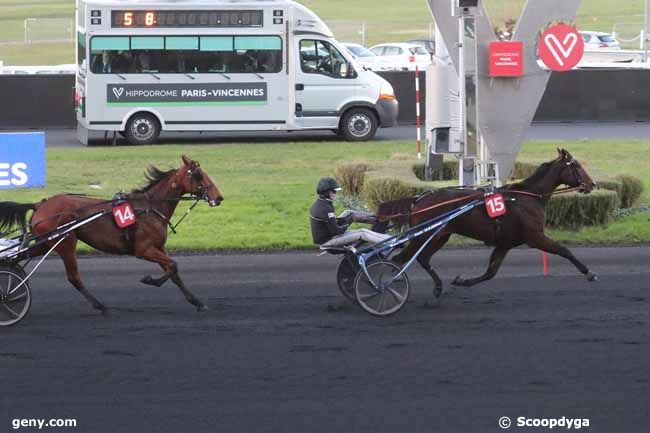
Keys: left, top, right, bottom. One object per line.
{"left": 310, "top": 197, "right": 349, "bottom": 245}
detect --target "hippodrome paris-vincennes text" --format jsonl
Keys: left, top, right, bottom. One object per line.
{"left": 122, "top": 88, "right": 265, "bottom": 98}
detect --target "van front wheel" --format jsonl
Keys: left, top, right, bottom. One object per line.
{"left": 340, "top": 108, "right": 378, "bottom": 141}
{"left": 125, "top": 113, "right": 160, "bottom": 145}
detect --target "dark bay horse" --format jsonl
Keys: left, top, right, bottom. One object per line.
{"left": 0, "top": 155, "right": 223, "bottom": 313}
{"left": 377, "top": 149, "right": 598, "bottom": 299}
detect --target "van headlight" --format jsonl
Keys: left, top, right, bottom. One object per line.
{"left": 379, "top": 81, "right": 396, "bottom": 101}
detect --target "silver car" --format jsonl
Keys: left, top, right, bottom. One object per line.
{"left": 580, "top": 31, "right": 621, "bottom": 51}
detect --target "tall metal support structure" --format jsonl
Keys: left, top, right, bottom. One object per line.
{"left": 643, "top": 0, "right": 650, "bottom": 63}
{"left": 455, "top": 2, "right": 480, "bottom": 186}
{"left": 426, "top": 0, "right": 582, "bottom": 184}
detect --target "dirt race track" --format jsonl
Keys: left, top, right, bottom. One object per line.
{"left": 1, "top": 246, "right": 649, "bottom": 433}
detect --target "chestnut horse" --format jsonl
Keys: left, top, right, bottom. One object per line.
{"left": 376, "top": 149, "right": 598, "bottom": 299}
{"left": 0, "top": 155, "right": 223, "bottom": 313}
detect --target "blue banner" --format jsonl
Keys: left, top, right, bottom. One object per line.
{"left": 0, "top": 132, "right": 46, "bottom": 189}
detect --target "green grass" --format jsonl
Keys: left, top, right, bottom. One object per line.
{"left": 0, "top": 139, "right": 648, "bottom": 252}
{"left": 0, "top": 140, "right": 414, "bottom": 251}
{"left": 515, "top": 140, "right": 650, "bottom": 244}
{"left": 0, "top": 0, "right": 645, "bottom": 64}
{"left": 0, "top": 42, "right": 73, "bottom": 65}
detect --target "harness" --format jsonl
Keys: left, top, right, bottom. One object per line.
{"left": 23, "top": 176, "right": 210, "bottom": 238}
{"left": 378, "top": 158, "right": 587, "bottom": 223}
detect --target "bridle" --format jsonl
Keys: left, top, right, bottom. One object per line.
{"left": 185, "top": 166, "right": 220, "bottom": 207}
{"left": 565, "top": 157, "right": 586, "bottom": 191}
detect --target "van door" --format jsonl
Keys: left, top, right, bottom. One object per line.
{"left": 294, "top": 38, "right": 359, "bottom": 129}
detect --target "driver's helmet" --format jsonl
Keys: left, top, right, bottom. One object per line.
{"left": 316, "top": 177, "right": 342, "bottom": 195}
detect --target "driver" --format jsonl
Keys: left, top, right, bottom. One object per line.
{"left": 310, "top": 177, "right": 390, "bottom": 247}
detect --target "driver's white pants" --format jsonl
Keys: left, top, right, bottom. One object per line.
{"left": 321, "top": 229, "right": 390, "bottom": 248}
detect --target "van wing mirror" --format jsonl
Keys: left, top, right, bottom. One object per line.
{"left": 339, "top": 62, "right": 348, "bottom": 78}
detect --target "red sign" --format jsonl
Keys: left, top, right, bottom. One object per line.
{"left": 489, "top": 41, "right": 524, "bottom": 77}
{"left": 485, "top": 194, "right": 507, "bottom": 218}
{"left": 538, "top": 23, "right": 584, "bottom": 72}
{"left": 113, "top": 202, "right": 136, "bottom": 228}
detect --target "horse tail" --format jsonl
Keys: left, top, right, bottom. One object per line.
{"left": 0, "top": 201, "right": 36, "bottom": 233}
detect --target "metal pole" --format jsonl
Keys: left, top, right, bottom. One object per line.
{"left": 458, "top": 14, "right": 467, "bottom": 186}
{"left": 416, "top": 65, "right": 422, "bottom": 159}
{"left": 643, "top": 0, "right": 650, "bottom": 64}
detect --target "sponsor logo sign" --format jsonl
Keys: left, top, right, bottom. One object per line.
{"left": 107, "top": 83, "right": 268, "bottom": 105}
{"left": 489, "top": 41, "right": 524, "bottom": 77}
{"left": 538, "top": 23, "right": 584, "bottom": 72}
{"left": 0, "top": 132, "right": 46, "bottom": 189}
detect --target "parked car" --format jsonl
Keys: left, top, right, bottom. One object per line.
{"left": 369, "top": 43, "right": 432, "bottom": 71}
{"left": 580, "top": 31, "right": 621, "bottom": 50}
{"left": 341, "top": 43, "right": 391, "bottom": 71}
{"left": 406, "top": 38, "right": 435, "bottom": 56}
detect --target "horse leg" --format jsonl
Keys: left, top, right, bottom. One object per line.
{"left": 136, "top": 246, "right": 206, "bottom": 311}
{"left": 452, "top": 246, "right": 510, "bottom": 287}
{"left": 56, "top": 236, "right": 107, "bottom": 313}
{"left": 525, "top": 232, "right": 598, "bottom": 281}
{"left": 416, "top": 232, "right": 452, "bottom": 300}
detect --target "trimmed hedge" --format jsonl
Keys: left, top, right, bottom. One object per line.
{"left": 335, "top": 163, "right": 370, "bottom": 196}
{"left": 546, "top": 190, "right": 619, "bottom": 228}
{"left": 412, "top": 161, "right": 539, "bottom": 182}
{"left": 615, "top": 175, "right": 643, "bottom": 208}
{"left": 594, "top": 175, "right": 643, "bottom": 209}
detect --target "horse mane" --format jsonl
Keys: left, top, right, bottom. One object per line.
{"left": 132, "top": 166, "right": 176, "bottom": 194}
{"left": 507, "top": 161, "right": 555, "bottom": 190}
{"left": 376, "top": 197, "right": 417, "bottom": 226}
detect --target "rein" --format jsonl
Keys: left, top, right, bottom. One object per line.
{"left": 505, "top": 186, "right": 583, "bottom": 199}
{"left": 378, "top": 193, "right": 482, "bottom": 222}
{"left": 26, "top": 193, "right": 203, "bottom": 236}
{"left": 377, "top": 186, "right": 584, "bottom": 222}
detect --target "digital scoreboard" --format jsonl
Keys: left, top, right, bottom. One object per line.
{"left": 111, "top": 10, "right": 264, "bottom": 28}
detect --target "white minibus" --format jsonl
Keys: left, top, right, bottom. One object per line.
{"left": 75, "top": 0, "right": 399, "bottom": 145}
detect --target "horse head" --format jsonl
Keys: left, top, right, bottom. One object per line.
{"left": 555, "top": 148, "right": 595, "bottom": 193}
{"left": 178, "top": 155, "right": 224, "bottom": 207}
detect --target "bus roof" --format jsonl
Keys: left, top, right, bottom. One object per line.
{"left": 79, "top": 0, "right": 333, "bottom": 38}
{"left": 81, "top": 0, "right": 297, "bottom": 7}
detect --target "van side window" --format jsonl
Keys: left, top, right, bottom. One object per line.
{"left": 88, "top": 35, "right": 283, "bottom": 74}
{"left": 300, "top": 39, "right": 355, "bottom": 79}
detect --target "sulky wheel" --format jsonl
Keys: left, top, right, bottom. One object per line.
{"left": 336, "top": 254, "right": 360, "bottom": 303}
{"left": 354, "top": 261, "right": 410, "bottom": 317}
{"left": 0, "top": 265, "right": 31, "bottom": 327}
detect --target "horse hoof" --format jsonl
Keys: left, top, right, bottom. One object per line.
{"left": 587, "top": 271, "right": 599, "bottom": 282}
{"left": 433, "top": 286, "right": 443, "bottom": 299}
{"left": 196, "top": 304, "right": 209, "bottom": 312}
{"left": 95, "top": 305, "right": 109, "bottom": 316}
{"left": 452, "top": 276, "right": 464, "bottom": 286}
{"left": 140, "top": 275, "right": 154, "bottom": 285}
